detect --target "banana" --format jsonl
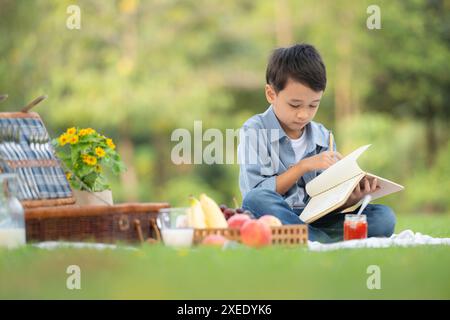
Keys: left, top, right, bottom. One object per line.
{"left": 199, "top": 193, "right": 228, "bottom": 228}
{"left": 186, "top": 208, "right": 194, "bottom": 228}
{"left": 188, "top": 197, "right": 207, "bottom": 229}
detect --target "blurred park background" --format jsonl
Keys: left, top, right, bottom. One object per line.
{"left": 0, "top": 0, "right": 448, "bottom": 215}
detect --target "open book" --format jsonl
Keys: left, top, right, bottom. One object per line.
{"left": 299, "top": 145, "right": 404, "bottom": 224}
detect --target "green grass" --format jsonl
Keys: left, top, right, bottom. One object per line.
{"left": 0, "top": 214, "right": 449, "bottom": 299}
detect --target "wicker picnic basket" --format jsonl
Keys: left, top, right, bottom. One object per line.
{"left": 25, "top": 202, "right": 169, "bottom": 244}
{"left": 192, "top": 225, "right": 308, "bottom": 246}
{"left": 0, "top": 94, "right": 170, "bottom": 244}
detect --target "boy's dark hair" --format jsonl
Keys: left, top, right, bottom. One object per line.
{"left": 266, "top": 43, "right": 327, "bottom": 93}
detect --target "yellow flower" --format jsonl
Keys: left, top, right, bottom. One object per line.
{"left": 66, "top": 127, "right": 77, "bottom": 136}
{"left": 82, "top": 155, "right": 97, "bottom": 166}
{"left": 95, "top": 147, "right": 106, "bottom": 158}
{"left": 106, "top": 138, "right": 116, "bottom": 150}
{"left": 82, "top": 155, "right": 89, "bottom": 165}
{"left": 89, "top": 156, "right": 98, "bottom": 166}
{"left": 95, "top": 165, "right": 102, "bottom": 173}
{"left": 86, "top": 128, "right": 96, "bottom": 135}
{"left": 69, "top": 135, "right": 79, "bottom": 144}
{"left": 78, "top": 129, "right": 89, "bottom": 136}
{"left": 81, "top": 154, "right": 97, "bottom": 166}
{"left": 58, "top": 133, "right": 69, "bottom": 146}
{"left": 66, "top": 172, "right": 72, "bottom": 180}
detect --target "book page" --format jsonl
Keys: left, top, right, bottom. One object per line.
{"left": 365, "top": 173, "right": 404, "bottom": 200}
{"left": 340, "top": 173, "right": 404, "bottom": 213}
{"left": 300, "top": 174, "right": 364, "bottom": 224}
{"left": 305, "top": 145, "right": 371, "bottom": 197}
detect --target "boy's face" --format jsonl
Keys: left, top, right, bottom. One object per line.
{"left": 265, "top": 78, "right": 323, "bottom": 139}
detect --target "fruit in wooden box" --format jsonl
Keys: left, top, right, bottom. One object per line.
{"left": 199, "top": 193, "right": 228, "bottom": 228}
{"left": 187, "top": 197, "right": 207, "bottom": 229}
{"left": 258, "top": 215, "right": 282, "bottom": 227}
{"left": 227, "top": 214, "right": 251, "bottom": 229}
{"left": 201, "top": 234, "right": 228, "bottom": 247}
{"left": 240, "top": 220, "right": 272, "bottom": 248}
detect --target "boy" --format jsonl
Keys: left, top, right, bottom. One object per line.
{"left": 238, "top": 44, "right": 396, "bottom": 243}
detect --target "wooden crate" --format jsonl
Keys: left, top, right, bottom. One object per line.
{"left": 192, "top": 225, "right": 308, "bottom": 246}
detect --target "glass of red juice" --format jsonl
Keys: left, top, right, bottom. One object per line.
{"left": 344, "top": 214, "right": 368, "bottom": 240}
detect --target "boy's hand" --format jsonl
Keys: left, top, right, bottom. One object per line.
{"left": 300, "top": 151, "right": 343, "bottom": 171}
{"left": 343, "top": 177, "right": 380, "bottom": 208}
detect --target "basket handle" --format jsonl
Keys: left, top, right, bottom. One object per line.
{"left": 133, "top": 219, "right": 144, "bottom": 243}
{"left": 21, "top": 95, "right": 48, "bottom": 113}
{"left": 149, "top": 218, "right": 161, "bottom": 242}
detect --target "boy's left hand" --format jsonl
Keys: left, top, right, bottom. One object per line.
{"left": 342, "top": 177, "right": 380, "bottom": 209}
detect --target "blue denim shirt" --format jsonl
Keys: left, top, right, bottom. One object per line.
{"left": 238, "top": 105, "right": 336, "bottom": 209}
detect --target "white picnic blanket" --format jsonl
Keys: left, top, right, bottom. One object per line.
{"left": 32, "top": 241, "right": 137, "bottom": 251}
{"left": 308, "top": 229, "right": 450, "bottom": 251}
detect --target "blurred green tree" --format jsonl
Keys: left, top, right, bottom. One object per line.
{"left": 0, "top": 0, "right": 448, "bottom": 213}
{"left": 364, "top": 0, "right": 450, "bottom": 166}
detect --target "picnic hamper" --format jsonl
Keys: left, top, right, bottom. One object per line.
{"left": 25, "top": 202, "right": 169, "bottom": 244}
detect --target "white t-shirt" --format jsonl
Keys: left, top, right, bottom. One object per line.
{"left": 289, "top": 131, "right": 308, "bottom": 208}
{"left": 289, "top": 131, "right": 308, "bottom": 164}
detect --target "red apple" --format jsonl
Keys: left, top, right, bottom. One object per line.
{"left": 259, "top": 215, "right": 282, "bottom": 227}
{"left": 227, "top": 214, "right": 251, "bottom": 229}
{"left": 240, "top": 220, "right": 272, "bottom": 248}
{"left": 201, "top": 234, "right": 228, "bottom": 247}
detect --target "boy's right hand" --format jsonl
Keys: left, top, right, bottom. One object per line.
{"left": 300, "top": 151, "right": 343, "bottom": 171}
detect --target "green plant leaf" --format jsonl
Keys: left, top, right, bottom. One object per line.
{"left": 93, "top": 174, "right": 110, "bottom": 192}
{"left": 78, "top": 164, "right": 95, "bottom": 177}
{"left": 69, "top": 178, "right": 82, "bottom": 190}
{"left": 55, "top": 150, "right": 70, "bottom": 162}
{"left": 82, "top": 172, "right": 99, "bottom": 190}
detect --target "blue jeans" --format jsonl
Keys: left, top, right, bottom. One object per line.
{"left": 242, "top": 188, "right": 396, "bottom": 243}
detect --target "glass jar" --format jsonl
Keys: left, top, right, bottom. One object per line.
{"left": 156, "top": 208, "right": 193, "bottom": 248}
{"left": 344, "top": 214, "right": 368, "bottom": 241}
{"left": 0, "top": 173, "right": 26, "bottom": 249}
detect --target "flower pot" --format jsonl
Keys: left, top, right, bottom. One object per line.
{"left": 73, "top": 189, "right": 113, "bottom": 206}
